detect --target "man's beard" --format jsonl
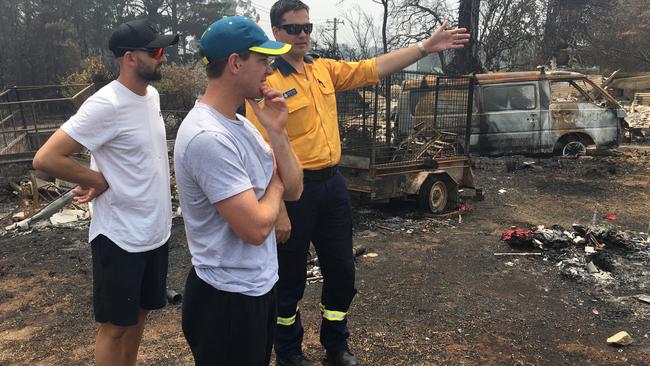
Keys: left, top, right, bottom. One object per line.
{"left": 136, "top": 60, "right": 162, "bottom": 81}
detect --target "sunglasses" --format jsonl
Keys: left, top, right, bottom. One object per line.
{"left": 277, "top": 23, "right": 313, "bottom": 35}
{"left": 119, "top": 47, "right": 165, "bottom": 60}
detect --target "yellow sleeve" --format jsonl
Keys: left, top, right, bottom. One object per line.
{"left": 321, "top": 58, "right": 380, "bottom": 92}
{"left": 244, "top": 100, "right": 270, "bottom": 143}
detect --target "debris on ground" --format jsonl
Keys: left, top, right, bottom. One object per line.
{"left": 166, "top": 288, "right": 182, "bottom": 305}
{"left": 501, "top": 223, "right": 650, "bottom": 288}
{"left": 625, "top": 97, "right": 650, "bottom": 141}
{"left": 5, "top": 189, "right": 77, "bottom": 231}
{"left": 493, "top": 252, "right": 542, "bottom": 256}
{"left": 607, "top": 331, "right": 634, "bottom": 346}
{"left": 636, "top": 294, "right": 650, "bottom": 304}
{"left": 305, "top": 245, "right": 370, "bottom": 285}
{"left": 354, "top": 209, "right": 459, "bottom": 236}
{"left": 50, "top": 209, "right": 88, "bottom": 225}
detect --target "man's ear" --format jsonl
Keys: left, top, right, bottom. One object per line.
{"left": 272, "top": 26, "right": 281, "bottom": 40}
{"left": 227, "top": 53, "right": 245, "bottom": 74}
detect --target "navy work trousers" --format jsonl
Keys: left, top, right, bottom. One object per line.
{"left": 275, "top": 171, "right": 357, "bottom": 358}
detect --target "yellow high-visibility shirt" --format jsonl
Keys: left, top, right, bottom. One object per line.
{"left": 246, "top": 55, "right": 379, "bottom": 170}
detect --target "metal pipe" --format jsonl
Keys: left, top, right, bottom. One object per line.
{"left": 166, "top": 288, "right": 182, "bottom": 305}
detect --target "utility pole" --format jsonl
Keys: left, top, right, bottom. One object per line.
{"left": 325, "top": 18, "right": 344, "bottom": 59}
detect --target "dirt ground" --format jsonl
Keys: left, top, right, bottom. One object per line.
{"left": 1, "top": 146, "right": 649, "bottom": 365}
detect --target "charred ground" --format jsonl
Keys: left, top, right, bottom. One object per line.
{"left": 1, "top": 146, "right": 649, "bottom": 365}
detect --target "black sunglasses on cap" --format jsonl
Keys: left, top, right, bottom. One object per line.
{"left": 278, "top": 23, "right": 313, "bottom": 35}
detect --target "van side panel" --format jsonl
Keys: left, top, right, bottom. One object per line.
{"left": 471, "top": 83, "right": 541, "bottom": 155}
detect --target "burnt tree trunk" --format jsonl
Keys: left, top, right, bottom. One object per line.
{"left": 448, "top": 0, "right": 483, "bottom": 75}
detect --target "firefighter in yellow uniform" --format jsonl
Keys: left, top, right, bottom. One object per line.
{"left": 246, "top": 1, "right": 470, "bottom": 365}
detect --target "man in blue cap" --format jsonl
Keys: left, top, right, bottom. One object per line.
{"left": 245, "top": 1, "right": 470, "bottom": 365}
{"left": 174, "top": 16, "right": 303, "bottom": 365}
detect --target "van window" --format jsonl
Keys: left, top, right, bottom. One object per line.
{"left": 483, "top": 84, "right": 536, "bottom": 112}
{"left": 550, "top": 81, "right": 591, "bottom": 103}
{"left": 409, "top": 89, "right": 432, "bottom": 115}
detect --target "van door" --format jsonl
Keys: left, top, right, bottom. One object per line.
{"left": 547, "top": 79, "right": 620, "bottom": 151}
{"left": 474, "top": 82, "right": 541, "bottom": 155}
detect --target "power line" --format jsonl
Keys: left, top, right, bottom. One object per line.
{"left": 325, "top": 18, "right": 344, "bottom": 56}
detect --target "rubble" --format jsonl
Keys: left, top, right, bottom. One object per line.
{"left": 165, "top": 289, "right": 182, "bottom": 305}
{"left": 5, "top": 189, "right": 76, "bottom": 231}
{"left": 50, "top": 209, "right": 88, "bottom": 225}
{"left": 624, "top": 93, "right": 650, "bottom": 140}
{"left": 304, "top": 245, "right": 368, "bottom": 285}
{"left": 586, "top": 261, "right": 599, "bottom": 274}
{"left": 636, "top": 294, "right": 650, "bottom": 304}
{"left": 502, "top": 223, "right": 650, "bottom": 288}
{"left": 607, "top": 331, "right": 634, "bottom": 346}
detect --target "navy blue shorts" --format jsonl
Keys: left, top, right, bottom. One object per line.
{"left": 91, "top": 234, "right": 168, "bottom": 326}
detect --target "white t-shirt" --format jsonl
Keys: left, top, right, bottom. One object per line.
{"left": 62, "top": 80, "right": 172, "bottom": 253}
{"left": 174, "top": 103, "right": 277, "bottom": 296}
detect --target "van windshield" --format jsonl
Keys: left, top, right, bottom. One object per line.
{"left": 551, "top": 79, "right": 614, "bottom": 107}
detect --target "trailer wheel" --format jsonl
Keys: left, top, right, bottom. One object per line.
{"left": 418, "top": 177, "right": 458, "bottom": 213}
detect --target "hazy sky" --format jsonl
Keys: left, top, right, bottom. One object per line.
{"left": 248, "top": 0, "right": 385, "bottom": 44}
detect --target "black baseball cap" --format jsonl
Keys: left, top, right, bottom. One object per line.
{"left": 109, "top": 19, "right": 179, "bottom": 57}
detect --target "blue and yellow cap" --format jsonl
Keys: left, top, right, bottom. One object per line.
{"left": 199, "top": 16, "right": 291, "bottom": 64}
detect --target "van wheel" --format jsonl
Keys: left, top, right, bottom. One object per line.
{"left": 561, "top": 137, "right": 587, "bottom": 157}
{"left": 418, "top": 177, "right": 458, "bottom": 213}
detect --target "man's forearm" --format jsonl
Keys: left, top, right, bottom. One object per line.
{"left": 376, "top": 44, "right": 425, "bottom": 78}
{"left": 33, "top": 128, "right": 107, "bottom": 191}
{"left": 34, "top": 154, "right": 105, "bottom": 190}
{"left": 256, "top": 178, "right": 285, "bottom": 234}
{"left": 267, "top": 131, "right": 303, "bottom": 201}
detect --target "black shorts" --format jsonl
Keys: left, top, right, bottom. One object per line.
{"left": 182, "top": 267, "right": 277, "bottom": 366}
{"left": 91, "top": 234, "right": 168, "bottom": 326}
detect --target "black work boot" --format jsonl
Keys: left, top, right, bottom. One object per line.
{"left": 326, "top": 350, "right": 358, "bottom": 366}
{"left": 276, "top": 353, "right": 315, "bottom": 366}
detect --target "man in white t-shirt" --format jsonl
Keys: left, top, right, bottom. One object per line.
{"left": 174, "top": 16, "right": 303, "bottom": 365}
{"left": 32, "top": 19, "right": 178, "bottom": 366}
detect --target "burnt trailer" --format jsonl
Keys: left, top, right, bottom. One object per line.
{"left": 0, "top": 84, "right": 95, "bottom": 163}
{"left": 336, "top": 72, "right": 477, "bottom": 213}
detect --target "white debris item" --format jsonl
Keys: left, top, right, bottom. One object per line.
{"left": 50, "top": 209, "right": 88, "bottom": 225}
{"left": 636, "top": 294, "right": 650, "bottom": 304}
{"left": 586, "top": 261, "right": 599, "bottom": 274}
{"left": 607, "top": 331, "right": 634, "bottom": 346}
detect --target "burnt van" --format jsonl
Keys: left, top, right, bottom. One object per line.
{"left": 396, "top": 69, "right": 627, "bottom": 156}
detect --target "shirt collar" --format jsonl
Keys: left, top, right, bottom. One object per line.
{"left": 273, "top": 55, "right": 314, "bottom": 77}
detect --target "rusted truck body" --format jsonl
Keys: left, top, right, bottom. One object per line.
{"left": 397, "top": 69, "right": 627, "bottom": 156}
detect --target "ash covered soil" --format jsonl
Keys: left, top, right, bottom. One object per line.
{"left": 1, "top": 146, "right": 649, "bottom": 365}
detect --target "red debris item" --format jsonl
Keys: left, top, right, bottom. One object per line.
{"left": 502, "top": 229, "right": 532, "bottom": 241}
{"left": 605, "top": 214, "right": 617, "bottom": 220}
